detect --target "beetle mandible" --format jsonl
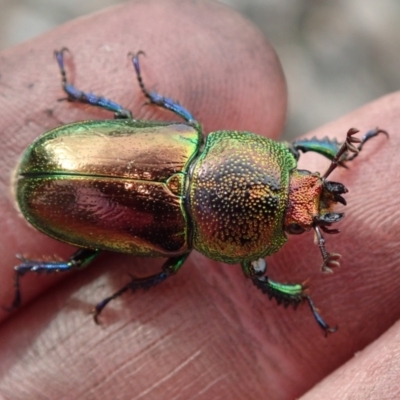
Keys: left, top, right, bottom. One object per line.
{"left": 8, "top": 48, "right": 387, "bottom": 335}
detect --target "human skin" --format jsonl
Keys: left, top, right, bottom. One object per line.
{"left": 0, "top": 1, "right": 399, "bottom": 399}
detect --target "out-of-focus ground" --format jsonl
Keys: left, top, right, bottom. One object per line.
{"left": 1, "top": 0, "right": 399, "bottom": 139}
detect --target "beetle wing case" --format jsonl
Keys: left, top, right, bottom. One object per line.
{"left": 17, "top": 120, "right": 200, "bottom": 256}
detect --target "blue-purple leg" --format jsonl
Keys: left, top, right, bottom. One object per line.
{"left": 6, "top": 248, "right": 100, "bottom": 310}
{"left": 93, "top": 253, "right": 189, "bottom": 323}
{"left": 55, "top": 48, "right": 132, "bottom": 119}
{"left": 131, "top": 52, "right": 200, "bottom": 127}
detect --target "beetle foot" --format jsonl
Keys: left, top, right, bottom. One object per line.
{"left": 305, "top": 296, "right": 338, "bottom": 337}
{"left": 129, "top": 51, "right": 199, "bottom": 126}
{"left": 54, "top": 48, "right": 133, "bottom": 119}
{"left": 4, "top": 249, "right": 99, "bottom": 313}
{"left": 92, "top": 271, "right": 171, "bottom": 324}
{"left": 93, "top": 254, "right": 189, "bottom": 323}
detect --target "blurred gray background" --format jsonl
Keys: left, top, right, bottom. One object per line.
{"left": 1, "top": 0, "right": 399, "bottom": 139}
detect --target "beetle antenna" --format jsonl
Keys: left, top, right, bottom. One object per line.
{"left": 346, "top": 128, "right": 389, "bottom": 161}
{"left": 313, "top": 225, "right": 341, "bottom": 273}
{"left": 322, "top": 128, "right": 360, "bottom": 179}
{"left": 323, "top": 127, "right": 388, "bottom": 178}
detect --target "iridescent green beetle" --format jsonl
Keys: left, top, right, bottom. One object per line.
{"left": 9, "top": 49, "right": 387, "bottom": 335}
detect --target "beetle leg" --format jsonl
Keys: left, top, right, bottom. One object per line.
{"left": 6, "top": 249, "right": 100, "bottom": 311}
{"left": 93, "top": 253, "right": 190, "bottom": 324}
{"left": 130, "top": 52, "right": 201, "bottom": 129}
{"left": 287, "top": 136, "right": 342, "bottom": 162}
{"left": 288, "top": 127, "right": 388, "bottom": 165}
{"left": 54, "top": 48, "right": 133, "bottom": 119}
{"left": 242, "top": 259, "right": 337, "bottom": 336}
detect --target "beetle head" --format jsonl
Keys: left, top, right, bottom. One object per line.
{"left": 284, "top": 169, "right": 347, "bottom": 235}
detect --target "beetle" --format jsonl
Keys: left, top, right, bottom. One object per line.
{"left": 8, "top": 48, "right": 387, "bottom": 335}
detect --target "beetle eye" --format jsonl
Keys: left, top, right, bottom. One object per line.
{"left": 287, "top": 223, "right": 305, "bottom": 235}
